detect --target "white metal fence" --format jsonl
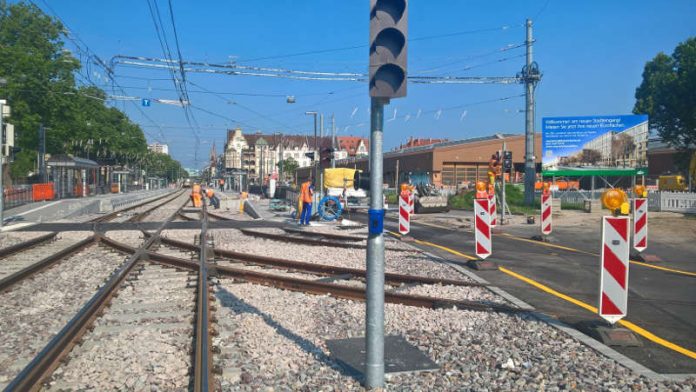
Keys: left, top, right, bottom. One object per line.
{"left": 648, "top": 191, "right": 696, "bottom": 213}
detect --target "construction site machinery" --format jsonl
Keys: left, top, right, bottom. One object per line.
{"left": 402, "top": 172, "right": 449, "bottom": 213}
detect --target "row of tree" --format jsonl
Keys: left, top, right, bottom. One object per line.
{"left": 634, "top": 37, "right": 695, "bottom": 169}
{"left": 0, "top": 1, "right": 186, "bottom": 182}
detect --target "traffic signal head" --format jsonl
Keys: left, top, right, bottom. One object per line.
{"left": 369, "top": 0, "right": 408, "bottom": 99}
{"left": 503, "top": 151, "right": 513, "bottom": 171}
{"left": 354, "top": 170, "right": 371, "bottom": 191}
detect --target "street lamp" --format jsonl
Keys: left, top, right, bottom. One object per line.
{"left": 305, "top": 111, "right": 318, "bottom": 184}
{"left": 274, "top": 131, "right": 284, "bottom": 182}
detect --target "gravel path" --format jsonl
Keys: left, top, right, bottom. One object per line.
{"left": 0, "top": 245, "right": 126, "bottom": 388}
{"left": 45, "top": 263, "right": 197, "bottom": 391}
{"left": 0, "top": 231, "right": 92, "bottom": 279}
{"left": 214, "top": 279, "right": 696, "bottom": 391}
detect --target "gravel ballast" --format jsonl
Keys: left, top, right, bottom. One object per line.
{"left": 214, "top": 279, "right": 696, "bottom": 391}
{"left": 0, "top": 245, "right": 126, "bottom": 388}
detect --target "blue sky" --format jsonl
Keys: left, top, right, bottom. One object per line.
{"left": 31, "top": 0, "right": 696, "bottom": 169}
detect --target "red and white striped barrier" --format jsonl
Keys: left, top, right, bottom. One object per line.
{"left": 474, "top": 198, "right": 491, "bottom": 259}
{"left": 399, "top": 192, "right": 411, "bottom": 235}
{"left": 633, "top": 198, "right": 648, "bottom": 252}
{"left": 599, "top": 216, "right": 630, "bottom": 324}
{"left": 489, "top": 194, "right": 497, "bottom": 227}
{"left": 541, "top": 193, "right": 552, "bottom": 235}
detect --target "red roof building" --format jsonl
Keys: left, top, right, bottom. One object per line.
{"left": 395, "top": 137, "right": 448, "bottom": 150}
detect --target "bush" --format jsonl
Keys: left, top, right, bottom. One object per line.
{"left": 385, "top": 191, "right": 398, "bottom": 205}
{"left": 448, "top": 184, "right": 540, "bottom": 215}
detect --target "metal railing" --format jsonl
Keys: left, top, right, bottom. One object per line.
{"left": 3, "top": 185, "right": 33, "bottom": 209}
{"left": 648, "top": 191, "right": 696, "bottom": 213}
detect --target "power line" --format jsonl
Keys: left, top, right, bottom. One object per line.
{"left": 32, "top": 0, "right": 167, "bottom": 143}
{"left": 113, "top": 55, "right": 523, "bottom": 84}
{"left": 238, "top": 23, "right": 521, "bottom": 63}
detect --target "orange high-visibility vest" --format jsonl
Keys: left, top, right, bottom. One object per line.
{"left": 300, "top": 181, "right": 313, "bottom": 203}
{"left": 206, "top": 188, "right": 214, "bottom": 198}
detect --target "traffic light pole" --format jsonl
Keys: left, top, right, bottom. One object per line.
{"left": 366, "top": 97, "right": 386, "bottom": 389}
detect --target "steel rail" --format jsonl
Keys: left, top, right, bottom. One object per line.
{"left": 145, "top": 250, "right": 522, "bottom": 314}
{"left": 177, "top": 212, "right": 197, "bottom": 221}
{"left": 0, "top": 232, "right": 57, "bottom": 259}
{"left": 206, "top": 211, "right": 232, "bottom": 221}
{"left": 126, "top": 189, "right": 187, "bottom": 223}
{"left": 157, "top": 235, "right": 489, "bottom": 288}
{"left": 194, "top": 203, "right": 212, "bottom": 392}
{"left": 213, "top": 264, "right": 523, "bottom": 313}
{"left": 92, "top": 188, "right": 183, "bottom": 223}
{"left": 281, "top": 227, "right": 364, "bottom": 242}
{"left": 100, "top": 238, "right": 517, "bottom": 314}
{"left": 0, "top": 236, "right": 97, "bottom": 293}
{"left": 239, "top": 228, "right": 412, "bottom": 251}
{"left": 3, "top": 198, "right": 189, "bottom": 392}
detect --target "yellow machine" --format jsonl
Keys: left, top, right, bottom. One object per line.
{"left": 658, "top": 151, "right": 696, "bottom": 191}
{"left": 658, "top": 175, "right": 686, "bottom": 191}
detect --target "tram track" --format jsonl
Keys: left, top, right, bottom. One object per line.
{"left": 1, "top": 193, "right": 213, "bottom": 391}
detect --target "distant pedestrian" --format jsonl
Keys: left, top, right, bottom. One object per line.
{"left": 299, "top": 177, "right": 315, "bottom": 225}
{"left": 218, "top": 178, "right": 225, "bottom": 192}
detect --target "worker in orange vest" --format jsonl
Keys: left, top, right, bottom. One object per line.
{"left": 206, "top": 187, "right": 220, "bottom": 209}
{"left": 487, "top": 153, "right": 500, "bottom": 186}
{"left": 191, "top": 184, "right": 202, "bottom": 207}
{"left": 299, "top": 177, "right": 315, "bottom": 225}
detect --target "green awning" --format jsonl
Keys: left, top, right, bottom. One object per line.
{"left": 542, "top": 167, "right": 648, "bottom": 177}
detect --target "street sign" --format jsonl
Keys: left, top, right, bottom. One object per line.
{"left": 541, "top": 193, "right": 552, "bottom": 235}
{"left": 474, "top": 198, "right": 491, "bottom": 259}
{"left": 599, "top": 216, "right": 630, "bottom": 324}
{"left": 633, "top": 198, "right": 648, "bottom": 252}
{"left": 398, "top": 191, "right": 411, "bottom": 235}
{"left": 142, "top": 98, "right": 151, "bottom": 107}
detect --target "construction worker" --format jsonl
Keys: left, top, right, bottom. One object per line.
{"left": 206, "top": 187, "right": 220, "bottom": 209}
{"left": 299, "top": 177, "right": 315, "bottom": 226}
{"left": 191, "top": 183, "right": 202, "bottom": 208}
{"left": 218, "top": 178, "right": 225, "bottom": 192}
{"left": 487, "top": 153, "right": 500, "bottom": 186}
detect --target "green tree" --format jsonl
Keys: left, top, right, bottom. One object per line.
{"left": 277, "top": 157, "right": 299, "bottom": 181}
{"left": 0, "top": 1, "right": 184, "bottom": 181}
{"left": 634, "top": 37, "right": 696, "bottom": 150}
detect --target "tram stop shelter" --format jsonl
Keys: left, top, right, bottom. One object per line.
{"left": 46, "top": 155, "right": 99, "bottom": 199}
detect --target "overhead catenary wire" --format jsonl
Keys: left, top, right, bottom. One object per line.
{"left": 238, "top": 23, "right": 522, "bottom": 63}
{"left": 31, "top": 0, "right": 167, "bottom": 143}
{"left": 113, "top": 57, "right": 523, "bottom": 84}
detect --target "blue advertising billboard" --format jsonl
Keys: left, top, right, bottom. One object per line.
{"left": 542, "top": 114, "right": 649, "bottom": 175}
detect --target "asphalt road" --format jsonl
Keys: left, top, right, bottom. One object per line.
{"left": 352, "top": 210, "right": 696, "bottom": 374}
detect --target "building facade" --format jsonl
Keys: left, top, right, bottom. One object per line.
{"left": 298, "top": 133, "right": 542, "bottom": 189}
{"left": 223, "top": 128, "right": 368, "bottom": 181}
